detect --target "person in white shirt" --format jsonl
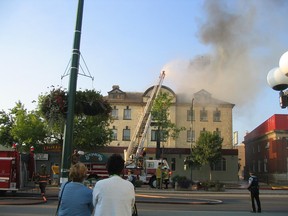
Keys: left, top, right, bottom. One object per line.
{"left": 92, "top": 154, "right": 135, "bottom": 216}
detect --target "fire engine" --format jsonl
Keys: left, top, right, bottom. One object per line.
{"left": 0, "top": 148, "right": 36, "bottom": 194}
{"left": 123, "top": 71, "right": 171, "bottom": 188}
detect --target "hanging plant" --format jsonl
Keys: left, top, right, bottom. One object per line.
{"left": 76, "top": 89, "right": 111, "bottom": 116}
{"left": 38, "top": 87, "right": 68, "bottom": 122}
{"left": 38, "top": 87, "right": 111, "bottom": 121}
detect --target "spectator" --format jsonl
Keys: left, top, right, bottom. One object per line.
{"left": 92, "top": 154, "right": 135, "bottom": 216}
{"left": 57, "top": 163, "right": 93, "bottom": 216}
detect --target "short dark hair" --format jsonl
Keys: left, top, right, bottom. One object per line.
{"left": 106, "top": 154, "right": 124, "bottom": 175}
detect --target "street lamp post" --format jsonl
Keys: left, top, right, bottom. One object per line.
{"left": 190, "top": 98, "right": 194, "bottom": 181}
{"left": 267, "top": 51, "right": 288, "bottom": 108}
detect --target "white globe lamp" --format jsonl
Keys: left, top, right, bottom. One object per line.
{"left": 279, "top": 51, "right": 288, "bottom": 76}
{"left": 267, "top": 67, "right": 288, "bottom": 91}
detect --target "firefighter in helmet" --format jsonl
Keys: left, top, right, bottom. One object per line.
{"left": 37, "top": 164, "right": 50, "bottom": 202}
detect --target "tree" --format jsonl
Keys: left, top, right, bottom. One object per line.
{"left": 192, "top": 131, "right": 223, "bottom": 180}
{"left": 0, "top": 110, "right": 14, "bottom": 147}
{"left": 73, "top": 115, "right": 113, "bottom": 151}
{"left": 10, "top": 102, "right": 47, "bottom": 152}
{"left": 0, "top": 102, "right": 47, "bottom": 152}
{"left": 151, "top": 92, "right": 185, "bottom": 159}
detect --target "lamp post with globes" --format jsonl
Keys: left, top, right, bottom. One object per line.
{"left": 267, "top": 51, "right": 288, "bottom": 108}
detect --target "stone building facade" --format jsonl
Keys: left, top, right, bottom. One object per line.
{"left": 105, "top": 85, "right": 239, "bottom": 182}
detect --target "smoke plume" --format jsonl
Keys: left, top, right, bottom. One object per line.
{"left": 164, "top": 0, "right": 288, "bottom": 109}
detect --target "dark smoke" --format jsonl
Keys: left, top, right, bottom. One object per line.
{"left": 165, "top": 0, "right": 288, "bottom": 109}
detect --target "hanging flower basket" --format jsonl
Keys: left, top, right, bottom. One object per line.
{"left": 39, "top": 87, "right": 111, "bottom": 121}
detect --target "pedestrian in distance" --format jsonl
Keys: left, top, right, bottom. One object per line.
{"left": 56, "top": 163, "right": 93, "bottom": 216}
{"left": 247, "top": 171, "right": 261, "bottom": 213}
{"left": 71, "top": 149, "right": 80, "bottom": 165}
{"left": 92, "top": 154, "right": 135, "bottom": 216}
{"left": 36, "top": 164, "right": 50, "bottom": 202}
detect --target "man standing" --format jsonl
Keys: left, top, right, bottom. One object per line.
{"left": 92, "top": 154, "right": 135, "bottom": 216}
{"left": 247, "top": 172, "right": 261, "bottom": 213}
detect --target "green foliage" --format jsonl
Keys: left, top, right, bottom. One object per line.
{"left": 0, "top": 102, "right": 47, "bottom": 151}
{"left": 171, "top": 175, "right": 191, "bottom": 188}
{"left": 0, "top": 110, "right": 14, "bottom": 147}
{"left": 201, "top": 180, "right": 225, "bottom": 191}
{"left": 151, "top": 92, "right": 185, "bottom": 140}
{"left": 73, "top": 115, "right": 113, "bottom": 150}
{"left": 0, "top": 88, "right": 113, "bottom": 152}
{"left": 192, "top": 131, "right": 223, "bottom": 168}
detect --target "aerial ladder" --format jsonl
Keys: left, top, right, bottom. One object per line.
{"left": 125, "top": 71, "right": 165, "bottom": 166}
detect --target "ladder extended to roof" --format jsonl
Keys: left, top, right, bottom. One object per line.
{"left": 125, "top": 71, "right": 165, "bottom": 163}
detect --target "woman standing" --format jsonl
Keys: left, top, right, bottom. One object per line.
{"left": 57, "top": 163, "right": 93, "bottom": 216}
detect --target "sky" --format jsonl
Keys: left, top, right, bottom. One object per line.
{"left": 1, "top": 0, "right": 288, "bottom": 144}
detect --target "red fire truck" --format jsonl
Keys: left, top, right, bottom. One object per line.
{"left": 0, "top": 150, "right": 35, "bottom": 194}
{"left": 79, "top": 151, "right": 170, "bottom": 188}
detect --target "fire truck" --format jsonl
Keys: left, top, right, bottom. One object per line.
{"left": 0, "top": 149, "right": 36, "bottom": 194}
{"left": 124, "top": 71, "right": 171, "bottom": 188}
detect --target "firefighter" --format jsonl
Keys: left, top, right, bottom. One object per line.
{"left": 162, "top": 166, "right": 170, "bottom": 189}
{"left": 156, "top": 162, "right": 162, "bottom": 189}
{"left": 37, "top": 164, "right": 50, "bottom": 202}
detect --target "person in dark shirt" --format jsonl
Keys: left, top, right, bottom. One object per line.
{"left": 247, "top": 172, "right": 261, "bottom": 213}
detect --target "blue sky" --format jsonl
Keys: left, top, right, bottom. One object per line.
{"left": 1, "top": 0, "right": 288, "bottom": 144}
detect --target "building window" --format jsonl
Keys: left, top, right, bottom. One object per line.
{"left": 187, "top": 110, "right": 195, "bottom": 121}
{"left": 111, "top": 106, "right": 118, "bottom": 119}
{"left": 171, "top": 158, "right": 176, "bottom": 171}
{"left": 258, "top": 160, "right": 261, "bottom": 172}
{"left": 123, "top": 126, "right": 130, "bottom": 141}
{"left": 187, "top": 129, "right": 195, "bottom": 142}
{"left": 211, "top": 158, "right": 226, "bottom": 171}
{"left": 264, "top": 158, "right": 268, "bottom": 172}
{"left": 213, "top": 109, "right": 221, "bottom": 122}
{"left": 200, "top": 108, "right": 208, "bottom": 121}
{"left": 123, "top": 106, "right": 131, "bottom": 120}
{"left": 151, "top": 130, "right": 165, "bottom": 141}
{"left": 213, "top": 128, "right": 221, "bottom": 137}
{"left": 112, "top": 126, "right": 117, "bottom": 141}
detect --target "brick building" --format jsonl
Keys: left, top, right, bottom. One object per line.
{"left": 243, "top": 114, "right": 288, "bottom": 183}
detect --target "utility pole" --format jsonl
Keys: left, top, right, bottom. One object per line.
{"left": 190, "top": 98, "right": 194, "bottom": 181}
{"left": 60, "top": 0, "right": 84, "bottom": 184}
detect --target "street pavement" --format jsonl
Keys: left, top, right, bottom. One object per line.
{"left": 1, "top": 183, "right": 288, "bottom": 216}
